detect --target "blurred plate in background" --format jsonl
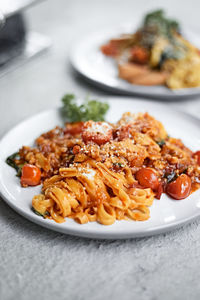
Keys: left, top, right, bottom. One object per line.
{"left": 70, "top": 24, "right": 200, "bottom": 100}
{"left": 0, "top": 0, "right": 50, "bottom": 77}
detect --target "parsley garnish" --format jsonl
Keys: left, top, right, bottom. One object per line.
{"left": 62, "top": 94, "right": 109, "bottom": 122}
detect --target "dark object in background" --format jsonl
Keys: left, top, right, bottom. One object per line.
{"left": 0, "top": 13, "right": 26, "bottom": 66}
{"left": 0, "top": 1, "right": 50, "bottom": 77}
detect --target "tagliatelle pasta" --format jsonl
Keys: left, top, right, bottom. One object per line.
{"left": 10, "top": 110, "right": 200, "bottom": 225}
{"left": 32, "top": 159, "right": 154, "bottom": 224}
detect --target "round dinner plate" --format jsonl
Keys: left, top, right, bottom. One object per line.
{"left": 1, "top": 97, "right": 200, "bottom": 239}
{"left": 70, "top": 24, "right": 200, "bottom": 100}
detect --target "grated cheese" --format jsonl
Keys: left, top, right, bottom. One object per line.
{"left": 82, "top": 169, "right": 96, "bottom": 180}
{"left": 86, "top": 122, "right": 112, "bottom": 135}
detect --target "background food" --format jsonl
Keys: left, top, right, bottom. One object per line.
{"left": 101, "top": 9, "right": 200, "bottom": 89}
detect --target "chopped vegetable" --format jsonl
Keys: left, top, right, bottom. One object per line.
{"left": 32, "top": 207, "right": 50, "bottom": 218}
{"left": 139, "top": 10, "right": 181, "bottom": 56}
{"left": 62, "top": 94, "right": 109, "bottom": 122}
{"left": 113, "top": 162, "right": 124, "bottom": 168}
{"left": 6, "top": 152, "right": 24, "bottom": 177}
{"left": 158, "top": 43, "right": 186, "bottom": 67}
{"left": 165, "top": 172, "right": 177, "bottom": 183}
{"left": 156, "top": 139, "right": 166, "bottom": 147}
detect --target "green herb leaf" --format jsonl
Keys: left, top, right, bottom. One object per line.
{"left": 182, "top": 168, "right": 188, "bottom": 174}
{"left": 62, "top": 94, "right": 109, "bottom": 122}
{"left": 6, "top": 152, "right": 24, "bottom": 176}
{"left": 32, "top": 207, "right": 50, "bottom": 218}
{"left": 156, "top": 139, "right": 166, "bottom": 147}
{"left": 113, "top": 162, "right": 124, "bottom": 168}
{"left": 165, "top": 172, "right": 177, "bottom": 183}
{"left": 143, "top": 9, "right": 179, "bottom": 39}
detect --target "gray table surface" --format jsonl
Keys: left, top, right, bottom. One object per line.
{"left": 1, "top": 1, "right": 200, "bottom": 299}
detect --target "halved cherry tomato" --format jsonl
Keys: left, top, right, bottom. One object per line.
{"left": 82, "top": 121, "right": 113, "bottom": 145}
{"left": 155, "top": 182, "right": 163, "bottom": 200}
{"left": 135, "top": 168, "right": 159, "bottom": 190}
{"left": 101, "top": 42, "right": 119, "bottom": 56}
{"left": 130, "top": 46, "right": 149, "bottom": 64}
{"left": 64, "top": 122, "right": 84, "bottom": 135}
{"left": 166, "top": 174, "right": 191, "bottom": 200}
{"left": 21, "top": 164, "right": 41, "bottom": 187}
{"left": 193, "top": 151, "right": 200, "bottom": 165}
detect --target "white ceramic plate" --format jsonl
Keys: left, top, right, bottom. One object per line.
{"left": 70, "top": 24, "right": 200, "bottom": 100}
{"left": 1, "top": 97, "right": 200, "bottom": 239}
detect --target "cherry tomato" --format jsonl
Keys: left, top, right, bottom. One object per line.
{"left": 101, "top": 42, "right": 118, "bottom": 56}
{"left": 82, "top": 121, "right": 113, "bottom": 145}
{"left": 166, "top": 174, "right": 191, "bottom": 200}
{"left": 135, "top": 168, "right": 159, "bottom": 190}
{"left": 155, "top": 182, "right": 163, "bottom": 200}
{"left": 193, "top": 151, "right": 200, "bottom": 165}
{"left": 64, "top": 122, "right": 84, "bottom": 135}
{"left": 21, "top": 164, "right": 41, "bottom": 187}
{"left": 130, "top": 46, "right": 149, "bottom": 64}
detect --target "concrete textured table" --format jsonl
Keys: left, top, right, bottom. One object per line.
{"left": 1, "top": 1, "right": 200, "bottom": 299}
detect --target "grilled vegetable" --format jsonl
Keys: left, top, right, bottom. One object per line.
{"left": 143, "top": 9, "right": 179, "bottom": 40}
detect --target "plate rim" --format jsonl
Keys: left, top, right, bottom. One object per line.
{"left": 1, "top": 97, "right": 200, "bottom": 239}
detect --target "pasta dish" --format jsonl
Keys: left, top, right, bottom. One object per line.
{"left": 7, "top": 99, "right": 200, "bottom": 226}
{"left": 101, "top": 9, "right": 200, "bottom": 89}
